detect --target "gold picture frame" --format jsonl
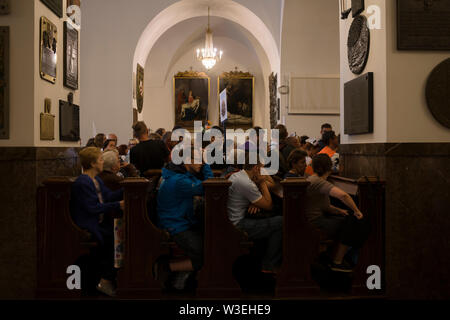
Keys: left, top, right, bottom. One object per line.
{"left": 39, "top": 16, "right": 57, "bottom": 84}
{"left": 174, "top": 70, "right": 210, "bottom": 129}
{"left": 218, "top": 70, "right": 254, "bottom": 130}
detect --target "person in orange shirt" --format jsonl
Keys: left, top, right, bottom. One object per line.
{"left": 319, "top": 131, "right": 339, "bottom": 174}
{"left": 306, "top": 131, "right": 340, "bottom": 175}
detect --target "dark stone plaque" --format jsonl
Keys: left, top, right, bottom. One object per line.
{"left": 344, "top": 72, "right": 373, "bottom": 135}
{"left": 397, "top": 0, "right": 450, "bottom": 50}
{"left": 0, "top": 26, "right": 9, "bottom": 139}
{"left": 348, "top": 15, "right": 370, "bottom": 75}
{"left": 136, "top": 64, "right": 144, "bottom": 113}
{"left": 0, "top": 0, "right": 10, "bottom": 15}
{"left": 352, "top": 0, "right": 365, "bottom": 17}
{"left": 63, "top": 22, "right": 78, "bottom": 90}
{"left": 59, "top": 100, "right": 80, "bottom": 142}
{"left": 40, "top": 0, "right": 63, "bottom": 18}
{"left": 426, "top": 58, "right": 450, "bottom": 128}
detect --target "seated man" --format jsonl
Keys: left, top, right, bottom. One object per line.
{"left": 227, "top": 151, "right": 282, "bottom": 274}
{"left": 153, "top": 145, "right": 214, "bottom": 288}
{"left": 284, "top": 149, "right": 308, "bottom": 178}
{"left": 130, "top": 121, "right": 170, "bottom": 174}
{"left": 305, "top": 154, "right": 370, "bottom": 272}
{"left": 70, "top": 147, "right": 124, "bottom": 297}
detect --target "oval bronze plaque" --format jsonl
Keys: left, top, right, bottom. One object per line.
{"left": 347, "top": 15, "right": 370, "bottom": 75}
{"left": 426, "top": 58, "right": 450, "bottom": 129}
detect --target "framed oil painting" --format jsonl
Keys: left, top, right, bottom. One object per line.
{"left": 218, "top": 70, "right": 254, "bottom": 129}
{"left": 63, "top": 22, "right": 78, "bottom": 90}
{"left": 40, "top": 16, "right": 57, "bottom": 84}
{"left": 0, "top": 27, "right": 9, "bottom": 139}
{"left": 174, "top": 71, "right": 210, "bottom": 128}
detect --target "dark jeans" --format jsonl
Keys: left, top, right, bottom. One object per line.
{"left": 311, "top": 214, "right": 370, "bottom": 249}
{"left": 237, "top": 216, "right": 283, "bottom": 271}
{"left": 92, "top": 223, "right": 117, "bottom": 281}
{"left": 172, "top": 227, "right": 204, "bottom": 271}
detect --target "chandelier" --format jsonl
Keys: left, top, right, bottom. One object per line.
{"left": 196, "top": 7, "right": 223, "bottom": 70}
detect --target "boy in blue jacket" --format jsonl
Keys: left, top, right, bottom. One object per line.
{"left": 154, "top": 146, "right": 213, "bottom": 287}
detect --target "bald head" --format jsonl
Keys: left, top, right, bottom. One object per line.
{"left": 107, "top": 133, "right": 118, "bottom": 143}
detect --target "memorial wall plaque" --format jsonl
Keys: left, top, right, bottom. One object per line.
{"left": 0, "top": 26, "right": 9, "bottom": 139}
{"left": 0, "top": 0, "right": 10, "bottom": 15}
{"left": 397, "top": 0, "right": 450, "bottom": 50}
{"left": 348, "top": 15, "right": 370, "bottom": 75}
{"left": 136, "top": 64, "right": 144, "bottom": 113}
{"left": 40, "top": 0, "right": 63, "bottom": 18}
{"left": 344, "top": 72, "right": 373, "bottom": 135}
{"left": 63, "top": 22, "right": 79, "bottom": 90}
{"left": 426, "top": 58, "right": 450, "bottom": 128}
{"left": 40, "top": 98, "right": 55, "bottom": 141}
{"left": 352, "top": 0, "right": 365, "bottom": 17}
{"left": 40, "top": 17, "right": 57, "bottom": 84}
{"left": 59, "top": 100, "right": 80, "bottom": 142}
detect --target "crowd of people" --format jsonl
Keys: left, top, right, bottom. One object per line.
{"left": 70, "top": 121, "right": 369, "bottom": 297}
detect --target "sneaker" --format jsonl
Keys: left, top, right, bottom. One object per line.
{"left": 96, "top": 281, "right": 116, "bottom": 297}
{"left": 152, "top": 256, "right": 171, "bottom": 288}
{"left": 329, "top": 260, "right": 354, "bottom": 273}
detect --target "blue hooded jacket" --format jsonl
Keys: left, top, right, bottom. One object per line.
{"left": 157, "top": 162, "right": 214, "bottom": 235}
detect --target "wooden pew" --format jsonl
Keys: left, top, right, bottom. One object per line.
{"left": 275, "top": 178, "right": 321, "bottom": 297}
{"left": 115, "top": 176, "right": 171, "bottom": 298}
{"left": 36, "top": 177, "right": 97, "bottom": 299}
{"left": 197, "top": 178, "right": 252, "bottom": 298}
{"left": 328, "top": 175, "right": 385, "bottom": 296}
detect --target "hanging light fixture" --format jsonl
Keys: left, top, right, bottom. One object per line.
{"left": 196, "top": 7, "right": 223, "bottom": 70}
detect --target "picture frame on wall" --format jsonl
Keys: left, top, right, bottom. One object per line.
{"left": 0, "top": 26, "right": 9, "bottom": 139}
{"left": 136, "top": 64, "right": 144, "bottom": 113}
{"left": 218, "top": 70, "right": 254, "bottom": 129}
{"left": 63, "top": 22, "right": 79, "bottom": 90}
{"left": 40, "top": 0, "right": 63, "bottom": 18}
{"left": 174, "top": 70, "right": 210, "bottom": 129}
{"left": 63, "top": 21, "right": 79, "bottom": 90}
{"left": 40, "top": 16, "right": 57, "bottom": 84}
{"left": 0, "top": 0, "right": 11, "bottom": 15}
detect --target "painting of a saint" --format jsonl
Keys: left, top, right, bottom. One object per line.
{"left": 218, "top": 71, "right": 254, "bottom": 129}
{"left": 174, "top": 71, "right": 209, "bottom": 128}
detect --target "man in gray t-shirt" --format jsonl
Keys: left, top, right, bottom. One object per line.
{"left": 304, "top": 175, "right": 334, "bottom": 222}
{"left": 226, "top": 159, "right": 283, "bottom": 273}
{"left": 228, "top": 170, "right": 263, "bottom": 225}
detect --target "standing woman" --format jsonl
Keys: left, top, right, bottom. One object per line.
{"left": 70, "top": 147, "right": 124, "bottom": 296}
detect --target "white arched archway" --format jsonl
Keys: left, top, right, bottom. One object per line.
{"left": 132, "top": 0, "right": 280, "bottom": 128}
{"left": 133, "top": 0, "right": 280, "bottom": 76}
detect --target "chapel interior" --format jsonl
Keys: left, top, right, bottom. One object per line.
{"left": 0, "top": 0, "right": 449, "bottom": 300}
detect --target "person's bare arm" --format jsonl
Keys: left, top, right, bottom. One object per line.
{"left": 252, "top": 182, "right": 273, "bottom": 211}
{"left": 327, "top": 205, "right": 349, "bottom": 217}
{"left": 329, "top": 187, "right": 363, "bottom": 219}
